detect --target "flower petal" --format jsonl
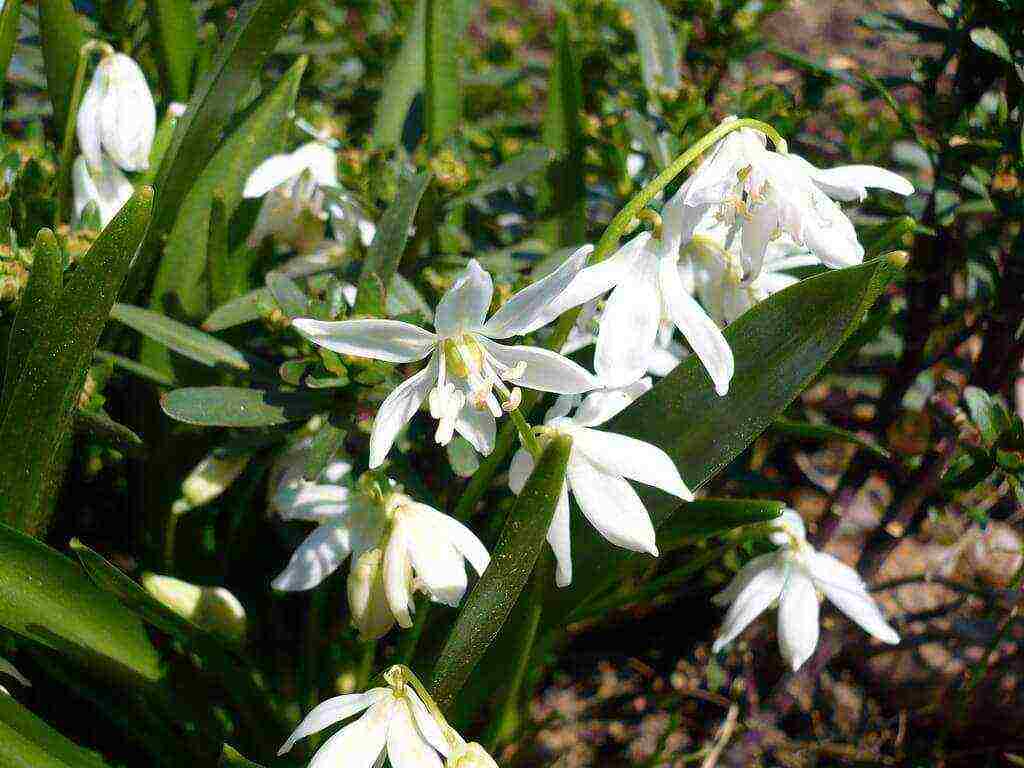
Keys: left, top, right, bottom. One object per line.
{"left": 572, "top": 378, "right": 652, "bottom": 428}
{"left": 278, "top": 689, "right": 390, "bottom": 755}
{"left": 593, "top": 268, "right": 661, "bottom": 388}
{"left": 482, "top": 245, "right": 593, "bottom": 338}
{"left": 508, "top": 448, "right": 534, "bottom": 495}
{"left": 569, "top": 426, "right": 692, "bottom": 500}
{"left": 712, "top": 553, "right": 786, "bottom": 652}
{"left": 369, "top": 355, "right": 439, "bottom": 468}
{"left": 383, "top": 526, "right": 414, "bottom": 628}
{"left": 711, "top": 552, "right": 779, "bottom": 607}
{"left": 543, "top": 234, "right": 650, "bottom": 319}
{"left": 308, "top": 698, "right": 393, "bottom": 768}
{"left": 433, "top": 511, "right": 491, "bottom": 576}
{"left": 478, "top": 337, "right": 597, "bottom": 394}
{"left": 292, "top": 141, "right": 339, "bottom": 188}
{"left": 272, "top": 482, "right": 352, "bottom": 521}
{"left": 566, "top": 454, "right": 659, "bottom": 557}
{"left": 99, "top": 54, "right": 155, "bottom": 171}
{"left": 808, "top": 551, "right": 899, "bottom": 644}
{"left": 403, "top": 513, "right": 469, "bottom": 607}
{"left": 292, "top": 318, "right": 437, "bottom": 363}
{"left": 435, "top": 259, "right": 493, "bottom": 337}
{"left": 271, "top": 524, "right": 353, "bottom": 592}
{"left": 658, "top": 255, "right": 734, "bottom": 396}
{"left": 454, "top": 400, "right": 497, "bottom": 457}
{"left": 544, "top": 394, "right": 581, "bottom": 423}
{"left": 406, "top": 690, "right": 451, "bottom": 757}
{"left": 786, "top": 154, "right": 914, "bottom": 201}
{"left": 740, "top": 204, "right": 778, "bottom": 282}
{"left": 75, "top": 70, "right": 105, "bottom": 172}
{"left": 244, "top": 153, "right": 304, "bottom": 198}
{"left": 777, "top": 567, "right": 820, "bottom": 671}
{"left": 387, "top": 698, "right": 443, "bottom": 768}
{"left": 547, "top": 482, "right": 573, "bottom": 587}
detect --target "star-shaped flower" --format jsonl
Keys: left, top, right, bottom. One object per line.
{"left": 293, "top": 254, "right": 599, "bottom": 468}
{"left": 712, "top": 509, "right": 900, "bottom": 670}
{"left": 509, "top": 380, "right": 692, "bottom": 587}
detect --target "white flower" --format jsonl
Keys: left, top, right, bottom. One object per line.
{"left": 293, "top": 254, "right": 599, "bottom": 468}
{"left": 546, "top": 228, "right": 734, "bottom": 395}
{"left": 71, "top": 154, "right": 134, "bottom": 228}
{"left": 670, "top": 117, "right": 913, "bottom": 281}
{"left": 142, "top": 574, "right": 247, "bottom": 642}
{"left": 243, "top": 141, "right": 375, "bottom": 253}
{"left": 508, "top": 380, "right": 692, "bottom": 587}
{"left": 447, "top": 738, "right": 499, "bottom": 768}
{"left": 272, "top": 471, "right": 489, "bottom": 637}
{"left": 181, "top": 451, "right": 250, "bottom": 507}
{"left": 0, "top": 657, "right": 29, "bottom": 688}
{"left": 712, "top": 509, "right": 900, "bottom": 671}
{"left": 77, "top": 53, "right": 156, "bottom": 172}
{"left": 278, "top": 684, "right": 451, "bottom": 768}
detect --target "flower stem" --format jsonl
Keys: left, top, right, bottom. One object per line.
{"left": 55, "top": 40, "right": 114, "bottom": 228}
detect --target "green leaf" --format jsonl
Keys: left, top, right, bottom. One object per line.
{"left": 371, "top": 0, "right": 427, "bottom": 149}
{"left": 0, "top": 189, "right": 153, "bottom": 534}
{"left": 429, "top": 434, "right": 572, "bottom": 711}
{"left": 1, "top": 228, "right": 62, "bottom": 421}
{"left": 624, "top": 110, "right": 671, "bottom": 170}
{"left": 0, "top": 521, "right": 161, "bottom": 685}
{"left": 73, "top": 408, "right": 146, "bottom": 457}
{"left": 544, "top": 257, "right": 899, "bottom": 623}
{"left": 964, "top": 386, "right": 1011, "bottom": 446}
{"left": 161, "top": 386, "right": 330, "bottom": 427}
{"left": 0, "top": 0, "right": 24, "bottom": 89}
{"left": 540, "top": 16, "right": 585, "bottom": 248}
{"left": 353, "top": 171, "right": 432, "bottom": 316}
{"left": 203, "top": 288, "right": 273, "bottom": 332}
{"left": 449, "top": 148, "right": 557, "bottom": 206}
{"left": 302, "top": 419, "right": 347, "bottom": 480}
{"left": 772, "top": 416, "right": 891, "bottom": 460}
{"left": 266, "top": 272, "right": 309, "bottom": 319}
{"left": 969, "top": 27, "right": 1013, "bottom": 63}
{"left": 220, "top": 745, "right": 266, "bottom": 768}
{"left": 624, "top": 0, "right": 681, "bottom": 96}
{"left": 112, "top": 303, "right": 250, "bottom": 372}
{"left": 125, "top": 0, "right": 306, "bottom": 301}
{"left": 207, "top": 193, "right": 245, "bottom": 310}
{"left": 37, "top": 0, "right": 84, "bottom": 141}
{"left": 425, "top": 0, "right": 462, "bottom": 148}
{"left": 0, "top": 694, "right": 110, "bottom": 768}
{"left": 655, "top": 499, "right": 784, "bottom": 550}
{"left": 148, "top": 0, "right": 198, "bottom": 101}
{"left": 94, "top": 350, "right": 176, "bottom": 388}
{"left": 141, "top": 56, "right": 307, "bottom": 377}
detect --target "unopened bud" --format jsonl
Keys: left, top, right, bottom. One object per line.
{"left": 182, "top": 452, "right": 250, "bottom": 507}
{"left": 142, "top": 574, "right": 247, "bottom": 642}
{"left": 347, "top": 549, "right": 395, "bottom": 641}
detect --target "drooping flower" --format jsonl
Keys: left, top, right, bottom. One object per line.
{"left": 71, "top": 154, "right": 134, "bottom": 228}
{"left": 293, "top": 254, "right": 599, "bottom": 468}
{"left": 509, "top": 380, "right": 692, "bottom": 587}
{"left": 712, "top": 509, "right": 900, "bottom": 671}
{"left": 271, "top": 465, "right": 489, "bottom": 638}
{"left": 545, "top": 227, "right": 734, "bottom": 394}
{"left": 669, "top": 116, "right": 914, "bottom": 281}
{"left": 243, "top": 141, "right": 375, "bottom": 252}
{"left": 77, "top": 52, "right": 156, "bottom": 172}
{"left": 278, "top": 681, "right": 450, "bottom": 767}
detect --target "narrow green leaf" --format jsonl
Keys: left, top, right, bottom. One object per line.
{"left": 220, "top": 745, "right": 266, "bottom": 768}
{"left": 544, "top": 257, "right": 899, "bottom": 623}
{"left": 625, "top": 0, "right": 681, "bottom": 96}
{"left": 125, "top": 0, "right": 305, "bottom": 301}
{"left": 0, "top": 0, "right": 24, "bottom": 88}
{"left": 0, "top": 521, "right": 161, "bottom": 684}
{"left": 0, "top": 694, "right": 110, "bottom": 768}
{"left": 207, "top": 193, "right": 244, "bottom": 310}
{"left": 969, "top": 27, "right": 1012, "bottom": 63}
{"left": 429, "top": 435, "right": 572, "bottom": 711}
{"left": 161, "top": 386, "right": 330, "bottom": 427}
{"left": 353, "top": 171, "right": 432, "bottom": 316}
{"left": 656, "top": 499, "right": 784, "bottom": 550}
{"left": 371, "top": 0, "right": 427, "bottom": 149}
{"left": 142, "top": 56, "right": 307, "bottom": 376}
{"left": 266, "top": 272, "right": 309, "bottom": 319}
{"left": 0, "top": 189, "right": 153, "bottom": 534}
{"left": 203, "top": 288, "right": 273, "bottom": 332}
{"left": 37, "top": 0, "right": 84, "bottom": 140}
{"left": 425, "top": 0, "right": 462, "bottom": 148}
{"left": 1, "top": 228, "right": 62, "bottom": 421}
{"left": 94, "top": 350, "right": 176, "bottom": 388}
{"left": 73, "top": 408, "right": 146, "bottom": 457}
{"left": 112, "top": 302, "right": 250, "bottom": 372}
{"left": 540, "top": 16, "right": 585, "bottom": 247}
{"left": 148, "top": 0, "right": 198, "bottom": 101}
{"left": 772, "top": 417, "right": 892, "bottom": 460}
{"left": 449, "top": 148, "right": 557, "bottom": 206}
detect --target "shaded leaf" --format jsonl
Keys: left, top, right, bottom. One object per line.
{"left": 0, "top": 0, "right": 24, "bottom": 88}
{"left": 0, "top": 694, "right": 110, "bottom": 768}
{"left": 625, "top": 0, "right": 681, "bottom": 95}
{"left": 449, "top": 148, "right": 557, "bottom": 206}
{"left": 371, "top": 0, "right": 427, "bottom": 149}
{"left": 112, "top": 303, "right": 250, "bottom": 372}
{"left": 203, "top": 288, "right": 273, "bottom": 332}
{"left": 73, "top": 408, "right": 146, "bottom": 457}
{"left": 302, "top": 419, "right": 347, "bottom": 480}
{"left": 266, "top": 272, "right": 309, "bottom": 319}
{"left": 773, "top": 417, "right": 891, "bottom": 460}
{"left": 162, "top": 386, "right": 330, "bottom": 427}
{"left": 656, "top": 499, "right": 784, "bottom": 550}
{"left": 148, "top": 0, "right": 198, "bottom": 101}
{"left": 38, "top": 0, "right": 83, "bottom": 140}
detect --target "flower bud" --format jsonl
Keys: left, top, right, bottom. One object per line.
{"left": 143, "top": 574, "right": 247, "bottom": 642}
{"left": 182, "top": 453, "right": 250, "bottom": 507}
{"left": 347, "top": 548, "right": 395, "bottom": 641}
{"left": 77, "top": 52, "right": 156, "bottom": 172}
{"left": 72, "top": 154, "right": 134, "bottom": 227}
{"left": 447, "top": 741, "right": 499, "bottom": 768}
